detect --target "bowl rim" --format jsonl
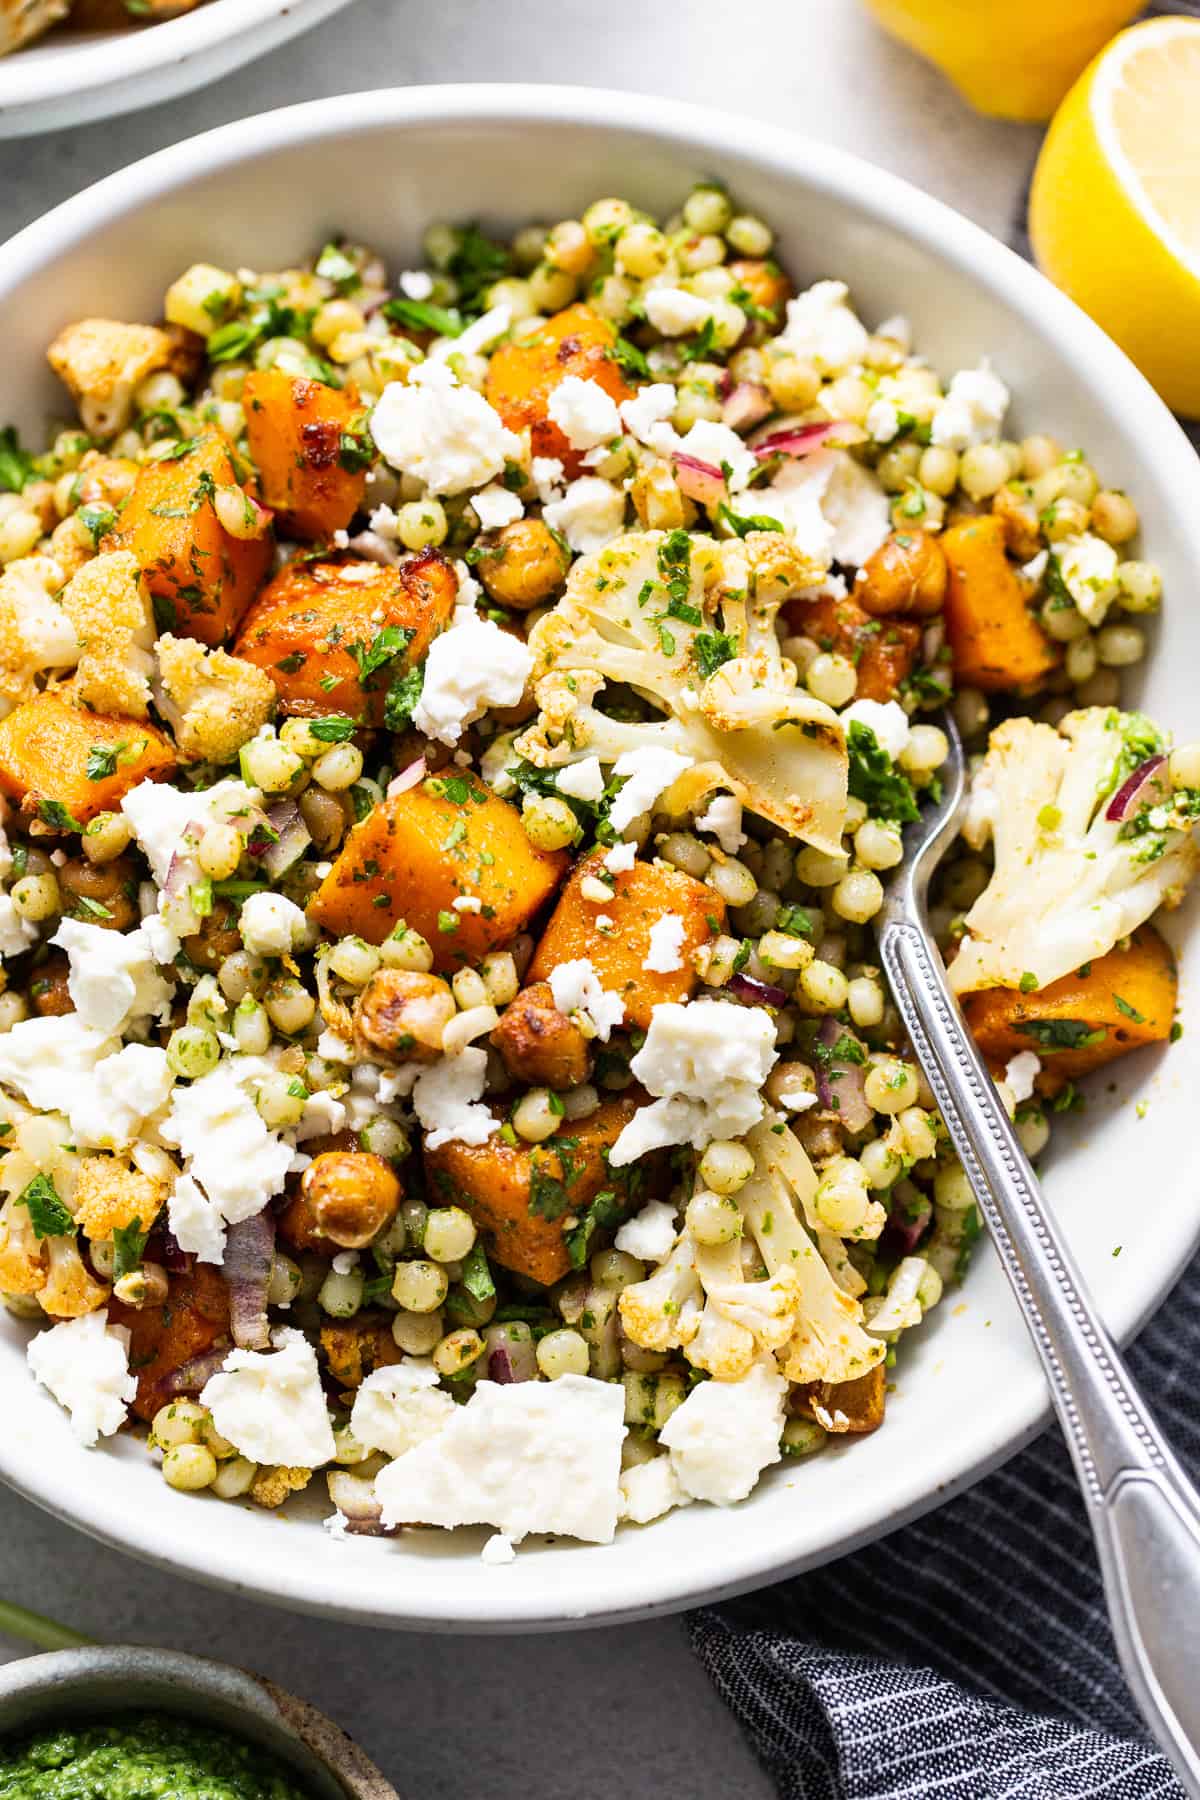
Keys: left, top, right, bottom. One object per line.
{"left": 1, "top": 82, "right": 1199, "bottom": 1632}
{"left": 0, "top": 1644, "right": 398, "bottom": 1798}
{"left": 0, "top": 0, "right": 357, "bottom": 136}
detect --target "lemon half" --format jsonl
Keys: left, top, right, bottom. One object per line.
{"left": 1030, "top": 16, "right": 1200, "bottom": 418}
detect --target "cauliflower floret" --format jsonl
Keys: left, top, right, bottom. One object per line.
{"left": 154, "top": 634, "right": 277, "bottom": 764}
{"left": 0, "top": 1192, "right": 46, "bottom": 1297}
{"left": 0, "top": 555, "right": 79, "bottom": 716}
{"left": 71, "top": 1155, "right": 165, "bottom": 1243}
{"left": 616, "top": 1234, "right": 704, "bottom": 1353}
{"left": 47, "top": 319, "right": 173, "bottom": 440}
{"left": 515, "top": 529, "right": 849, "bottom": 856}
{"left": 38, "top": 1234, "right": 109, "bottom": 1319}
{"left": 60, "top": 551, "right": 156, "bottom": 720}
{"left": 250, "top": 1465, "right": 313, "bottom": 1509}
{"left": 951, "top": 708, "right": 1199, "bottom": 995}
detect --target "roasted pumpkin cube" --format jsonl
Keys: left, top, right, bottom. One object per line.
{"left": 527, "top": 849, "right": 724, "bottom": 1030}
{"left": 109, "top": 1263, "right": 229, "bottom": 1421}
{"left": 0, "top": 691, "right": 175, "bottom": 827}
{"left": 232, "top": 550, "right": 457, "bottom": 723}
{"left": 310, "top": 775, "right": 567, "bottom": 970}
{"left": 101, "top": 433, "right": 273, "bottom": 646}
{"left": 423, "top": 1094, "right": 642, "bottom": 1285}
{"left": 961, "top": 924, "right": 1177, "bottom": 1097}
{"left": 784, "top": 591, "right": 922, "bottom": 704}
{"left": 795, "top": 1362, "right": 886, "bottom": 1434}
{"left": 942, "top": 514, "right": 1059, "bottom": 692}
{"left": 484, "top": 303, "right": 632, "bottom": 478}
{"left": 243, "top": 370, "right": 368, "bottom": 539}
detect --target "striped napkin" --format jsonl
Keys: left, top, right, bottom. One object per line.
{"left": 689, "top": 14, "right": 1199, "bottom": 1790}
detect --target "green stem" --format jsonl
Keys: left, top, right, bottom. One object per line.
{"left": 0, "top": 1600, "right": 92, "bottom": 1653}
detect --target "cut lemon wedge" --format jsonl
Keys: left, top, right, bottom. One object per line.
{"left": 1030, "top": 16, "right": 1200, "bottom": 417}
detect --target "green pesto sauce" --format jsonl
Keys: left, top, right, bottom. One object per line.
{"left": 0, "top": 1714, "right": 312, "bottom": 1800}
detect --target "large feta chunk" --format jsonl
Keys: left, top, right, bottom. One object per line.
{"left": 618, "top": 1453, "right": 693, "bottom": 1524}
{"left": 547, "top": 375, "right": 622, "bottom": 451}
{"left": 695, "top": 793, "right": 745, "bottom": 854}
{"left": 412, "top": 611, "right": 532, "bottom": 747}
{"left": 929, "top": 365, "right": 1009, "bottom": 451}
{"left": 840, "top": 697, "right": 911, "bottom": 762}
{"left": 547, "top": 957, "right": 624, "bottom": 1042}
{"left": 620, "top": 383, "right": 677, "bottom": 447}
{"left": 1004, "top": 1050, "right": 1042, "bottom": 1104}
{"left": 542, "top": 477, "right": 627, "bottom": 554}
{"left": 121, "top": 776, "right": 260, "bottom": 938}
{"left": 50, "top": 918, "right": 173, "bottom": 1034}
{"left": 614, "top": 1198, "right": 678, "bottom": 1263}
{"left": 70, "top": 1043, "right": 174, "bottom": 1150}
{"left": 0, "top": 895, "right": 36, "bottom": 958}
{"left": 675, "top": 420, "right": 756, "bottom": 493}
{"left": 608, "top": 746, "right": 693, "bottom": 833}
{"left": 201, "top": 1328, "right": 336, "bottom": 1467}
{"left": 779, "top": 281, "right": 868, "bottom": 375}
{"left": 412, "top": 1046, "right": 499, "bottom": 1150}
{"left": 0, "top": 1015, "right": 114, "bottom": 1116}
{"left": 755, "top": 448, "right": 889, "bottom": 567}
{"left": 159, "top": 1056, "right": 295, "bottom": 1246}
{"left": 238, "top": 890, "right": 307, "bottom": 958}
{"left": 555, "top": 756, "right": 605, "bottom": 803}
{"left": 27, "top": 1311, "right": 136, "bottom": 1447}
{"left": 349, "top": 1359, "right": 456, "bottom": 1458}
{"left": 659, "top": 1357, "right": 786, "bottom": 1503}
{"left": 642, "top": 287, "right": 712, "bottom": 337}
{"left": 471, "top": 484, "right": 524, "bottom": 531}
{"left": 610, "top": 1001, "right": 778, "bottom": 1165}
{"left": 375, "top": 1374, "right": 626, "bottom": 1543}
{"left": 370, "top": 361, "right": 520, "bottom": 495}
{"left": 168, "top": 1172, "right": 225, "bottom": 1264}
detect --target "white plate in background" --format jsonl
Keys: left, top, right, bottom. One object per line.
{"left": 0, "top": 84, "right": 1197, "bottom": 1631}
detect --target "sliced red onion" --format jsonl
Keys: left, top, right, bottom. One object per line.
{"left": 483, "top": 1322, "right": 538, "bottom": 1383}
{"left": 885, "top": 1187, "right": 932, "bottom": 1256}
{"left": 224, "top": 1211, "right": 275, "bottom": 1350}
{"left": 753, "top": 420, "right": 866, "bottom": 461}
{"left": 260, "top": 800, "right": 312, "bottom": 879}
{"left": 816, "top": 1018, "right": 873, "bottom": 1134}
{"left": 387, "top": 756, "right": 427, "bottom": 797}
{"left": 164, "top": 1349, "right": 228, "bottom": 1397}
{"left": 673, "top": 451, "right": 727, "bottom": 508}
{"left": 730, "top": 971, "right": 788, "bottom": 1008}
{"left": 327, "top": 1470, "right": 398, "bottom": 1537}
{"left": 1105, "top": 753, "right": 1169, "bottom": 824}
{"left": 721, "top": 381, "right": 773, "bottom": 433}
{"left": 149, "top": 1223, "right": 189, "bottom": 1273}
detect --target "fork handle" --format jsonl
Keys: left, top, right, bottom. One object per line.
{"left": 878, "top": 916, "right": 1200, "bottom": 1796}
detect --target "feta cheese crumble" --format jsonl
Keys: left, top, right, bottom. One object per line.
{"left": 375, "top": 1374, "right": 627, "bottom": 1544}
{"left": 618, "top": 1454, "right": 692, "bottom": 1525}
{"left": 675, "top": 420, "right": 756, "bottom": 493}
{"left": 546, "top": 375, "right": 623, "bottom": 451}
{"left": 659, "top": 1357, "right": 787, "bottom": 1503}
{"left": 349, "top": 1360, "right": 456, "bottom": 1459}
{"left": 26, "top": 1311, "right": 136, "bottom": 1447}
{"left": 610, "top": 1001, "right": 778, "bottom": 1165}
{"left": 542, "top": 477, "right": 627, "bottom": 555}
{"left": 412, "top": 610, "right": 532, "bottom": 746}
{"left": 238, "top": 890, "right": 307, "bottom": 958}
{"left": 840, "top": 698, "right": 911, "bottom": 762}
{"left": 756, "top": 448, "right": 890, "bottom": 567}
{"left": 603, "top": 839, "right": 638, "bottom": 874}
{"left": 642, "top": 287, "right": 712, "bottom": 336}
{"left": 1004, "top": 1050, "right": 1042, "bottom": 1105}
{"left": 160, "top": 1057, "right": 295, "bottom": 1253}
{"left": 620, "top": 383, "right": 677, "bottom": 447}
{"left": 70, "top": 1043, "right": 174, "bottom": 1151}
{"left": 644, "top": 913, "right": 686, "bottom": 974}
{"left": 471, "top": 483, "right": 524, "bottom": 531}
{"left": 555, "top": 756, "right": 605, "bottom": 803}
{"left": 1051, "top": 534, "right": 1120, "bottom": 626}
{"left": 0, "top": 896, "right": 36, "bottom": 959}
{"left": 930, "top": 365, "right": 1010, "bottom": 451}
{"left": 370, "top": 361, "right": 520, "bottom": 495}
{"left": 50, "top": 918, "right": 173, "bottom": 1035}
{"left": 779, "top": 281, "right": 868, "bottom": 375}
{"left": 608, "top": 746, "right": 693, "bottom": 833}
{"left": 201, "top": 1328, "right": 336, "bottom": 1467}
{"left": 548, "top": 957, "right": 625, "bottom": 1042}
{"left": 412, "top": 1046, "right": 499, "bottom": 1149}
{"left": 695, "top": 793, "right": 746, "bottom": 854}
{"left": 614, "top": 1198, "right": 678, "bottom": 1263}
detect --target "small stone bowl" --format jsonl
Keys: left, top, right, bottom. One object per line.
{"left": 0, "top": 1645, "right": 398, "bottom": 1799}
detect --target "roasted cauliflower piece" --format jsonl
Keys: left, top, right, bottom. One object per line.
{"left": 60, "top": 550, "right": 156, "bottom": 720}
{"left": 47, "top": 319, "right": 173, "bottom": 439}
{"left": 0, "top": 555, "right": 79, "bottom": 717}
{"left": 153, "top": 633, "right": 277, "bottom": 764}
{"left": 72, "top": 1155, "right": 165, "bottom": 1242}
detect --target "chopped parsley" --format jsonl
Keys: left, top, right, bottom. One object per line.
{"left": 447, "top": 225, "right": 510, "bottom": 314}
{"left": 18, "top": 1173, "right": 73, "bottom": 1239}
{"left": 1015, "top": 1019, "right": 1107, "bottom": 1052}
{"left": 37, "top": 798, "right": 83, "bottom": 833}
{"left": 307, "top": 716, "right": 358, "bottom": 744}
{"left": 112, "top": 1218, "right": 150, "bottom": 1278}
{"left": 0, "top": 426, "right": 34, "bottom": 494}
{"left": 315, "top": 242, "right": 361, "bottom": 293}
{"left": 382, "top": 296, "right": 463, "bottom": 338}
{"left": 527, "top": 1139, "right": 583, "bottom": 1221}
{"left": 383, "top": 666, "right": 424, "bottom": 732}
{"left": 716, "top": 500, "right": 784, "bottom": 538}
{"left": 565, "top": 1188, "right": 626, "bottom": 1269}
{"left": 846, "top": 721, "right": 920, "bottom": 825}
{"left": 349, "top": 625, "right": 414, "bottom": 686}
{"left": 1113, "top": 994, "right": 1146, "bottom": 1024}
{"left": 693, "top": 630, "right": 739, "bottom": 679}
{"left": 85, "top": 745, "right": 120, "bottom": 781}
{"left": 460, "top": 1240, "right": 495, "bottom": 1303}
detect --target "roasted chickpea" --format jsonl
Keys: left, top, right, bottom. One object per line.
{"left": 853, "top": 529, "right": 947, "bottom": 618}
{"left": 352, "top": 967, "right": 456, "bottom": 1064}
{"left": 72, "top": 452, "right": 139, "bottom": 510}
{"left": 990, "top": 481, "right": 1043, "bottom": 561}
{"left": 181, "top": 897, "right": 242, "bottom": 971}
{"left": 477, "top": 518, "right": 572, "bottom": 610}
{"left": 28, "top": 951, "right": 73, "bottom": 1018}
{"left": 297, "top": 1151, "right": 402, "bottom": 1250}
{"left": 57, "top": 854, "right": 139, "bottom": 932}
{"left": 491, "top": 980, "right": 590, "bottom": 1089}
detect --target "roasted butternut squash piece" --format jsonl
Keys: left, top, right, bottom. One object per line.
{"left": 319, "top": 1312, "right": 403, "bottom": 1390}
{"left": 961, "top": 925, "right": 1176, "bottom": 1097}
{"left": 101, "top": 433, "right": 273, "bottom": 646}
{"left": 784, "top": 591, "right": 921, "bottom": 703}
{"left": 941, "top": 514, "right": 1059, "bottom": 692}
{"left": 795, "top": 1362, "right": 886, "bottom": 1434}
{"left": 484, "top": 303, "right": 632, "bottom": 477}
{"left": 110, "top": 1263, "right": 229, "bottom": 1421}
{"left": 243, "top": 370, "right": 368, "bottom": 539}
{"left": 423, "top": 1094, "right": 642, "bottom": 1285}
{"left": 311, "top": 776, "right": 568, "bottom": 970}
{"left": 232, "top": 551, "right": 456, "bottom": 723}
{"left": 527, "top": 849, "right": 724, "bottom": 1030}
{"left": 0, "top": 691, "right": 175, "bottom": 827}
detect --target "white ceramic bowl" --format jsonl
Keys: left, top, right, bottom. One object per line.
{"left": 0, "top": 0, "right": 356, "bottom": 139}
{"left": 1, "top": 85, "right": 1197, "bottom": 1633}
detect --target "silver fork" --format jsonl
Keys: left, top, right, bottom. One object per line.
{"left": 875, "top": 714, "right": 1200, "bottom": 1796}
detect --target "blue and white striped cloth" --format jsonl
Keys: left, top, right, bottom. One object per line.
{"left": 690, "top": 14, "right": 1200, "bottom": 1783}
{"left": 688, "top": 1267, "right": 1197, "bottom": 1798}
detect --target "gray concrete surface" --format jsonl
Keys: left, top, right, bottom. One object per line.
{"left": 0, "top": 6, "right": 1035, "bottom": 1790}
